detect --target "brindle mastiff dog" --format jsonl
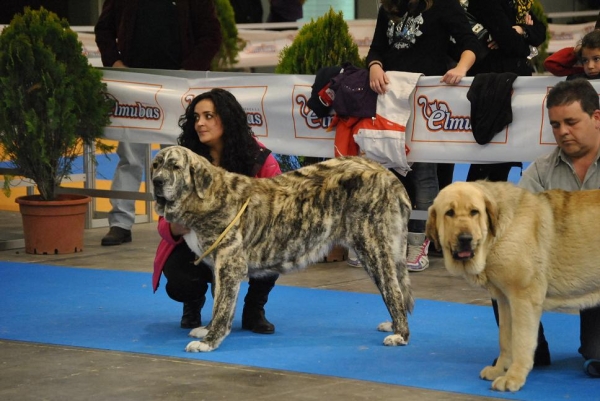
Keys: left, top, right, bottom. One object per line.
{"left": 151, "top": 145, "right": 414, "bottom": 352}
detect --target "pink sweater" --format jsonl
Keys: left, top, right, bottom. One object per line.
{"left": 152, "top": 151, "right": 282, "bottom": 292}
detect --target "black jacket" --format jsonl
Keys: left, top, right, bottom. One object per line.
{"left": 367, "top": 1, "right": 482, "bottom": 76}
{"left": 94, "top": 0, "right": 222, "bottom": 71}
{"left": 467, "top": 0, "right": 547, "bottom": 76}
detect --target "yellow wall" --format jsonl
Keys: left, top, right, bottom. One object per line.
{"left": 1, "top": 141, "right": 160, "bottom": 221}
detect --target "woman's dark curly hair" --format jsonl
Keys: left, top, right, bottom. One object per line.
{"left": 177, "top": 88, "right": 261, "bottom": 176}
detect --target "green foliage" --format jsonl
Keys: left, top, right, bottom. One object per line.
{"left": 276, "top": 7, "right": 363, "bottom": 75}
{"left": 0, "top": 7, "right": 114, "bottom": 200}
{"left": 212, "top": 0, "right": 246, "bottom": 71}
{"left": 530, "top": 0, "right": 550, "bottom": 74}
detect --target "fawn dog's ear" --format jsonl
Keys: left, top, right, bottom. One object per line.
{"left": 484, "top": 193, "right": 498, "bottom": 237}
{"left": 425, "top": 205, "right": 440, "bottom": 251}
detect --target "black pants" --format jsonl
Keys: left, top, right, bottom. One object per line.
{"left": 162, "top": 242, "right": 279, "bottom": 305}
{"left": 466, "top": 162, "right": 522, "bottom": 182}
{"left": 437, "top": 163, "right": 455, "bottom": 190}
{"left": 162, "top": 242, "right": 212, "bottom": 303}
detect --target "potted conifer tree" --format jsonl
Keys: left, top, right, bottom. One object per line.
{"left": 0, "top": 7, "right": 113, "bottom": 254}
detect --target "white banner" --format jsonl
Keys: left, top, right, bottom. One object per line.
{"left": 100, "top": 69, "right": 600, "bottom": 164}
{"left": 546, "top": 21, "right": 597, "bottom": 53}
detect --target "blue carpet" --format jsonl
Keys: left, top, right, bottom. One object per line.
{"left": 0, "top": 262, "right": 595, "bottom": 400}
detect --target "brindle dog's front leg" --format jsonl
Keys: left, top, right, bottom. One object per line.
{"left": 186, "top": 248, "right": 247, "bottom": 352}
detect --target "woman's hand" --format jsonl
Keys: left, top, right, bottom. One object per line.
{"left": 442, "top": 50, "right": 476, "bottom": 85}
{"left": 441, "top": 66, "right": 468, "bottom": 85}
{"left": 369, "top": 64, "right": 389, "bottom": 94}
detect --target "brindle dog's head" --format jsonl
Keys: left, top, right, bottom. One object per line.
{"left": 151, "top": 146, "right": 214, "bottom": 217}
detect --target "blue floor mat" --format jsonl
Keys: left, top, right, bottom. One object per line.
{"left": 0, "top": 262, "right": 595, "bottom": 400}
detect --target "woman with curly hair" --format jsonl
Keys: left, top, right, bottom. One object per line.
{"left": 153, "top": 88, "right": 281, "bottom": 334}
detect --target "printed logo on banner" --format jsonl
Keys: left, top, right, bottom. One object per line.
{"left": 292, "top": 85, "right": 335, "bottom": 139}
{"left": 104, "top": 80, "right": 164, "bottom": 129}
{"left": 410, "top": 85, "right": 508, "bottom": 144}
{"left": 183, "top": 86, "right": 268, "bottom": 137}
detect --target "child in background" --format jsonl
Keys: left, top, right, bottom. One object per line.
{"left": 567, "top": 29, "right": 600, "bottom": 81}
{"left": 544, "top": 11, "right": 600, "bottom": 77}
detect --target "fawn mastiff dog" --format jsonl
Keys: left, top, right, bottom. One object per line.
{"left": 426, "top": 180, "right": 600, "bottom": 391}
{"left": 151, "top": 145, "right": 414, "bottom": 352}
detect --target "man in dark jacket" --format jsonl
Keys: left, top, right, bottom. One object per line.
{"left": 230, "top": 0, "right": 263, "bottom": 24}
{"left": 94, "top": 0, "right": 222, "bottom": 246}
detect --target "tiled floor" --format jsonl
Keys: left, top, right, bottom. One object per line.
{"left": 0, "top": 211, "right": 504, "bottom": 401}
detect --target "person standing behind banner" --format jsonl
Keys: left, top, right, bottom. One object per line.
{"left": 267, "top": 0, "right": 303, "bottom": 23}
{"left": 94, "top": 0, "right": 222, "bottom": 246}
{"left": 230, "top": 0, "right": 263, "bottom": 24}
{"left": 153, "top": 88, "right": 280, "bottom": 334}
{"left": 464, "top": 0, "right": 546, "bottom": 182}
{"left": 366, "top": 0, "right": 481, "bottom": 272}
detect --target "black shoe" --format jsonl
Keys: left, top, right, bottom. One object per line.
{"left": 242, "top": 308, "right": 275, "bottom": 334}
{"left": 584, "top": 359, "right": 600, "bottom": 377}
{"left": 180, "top": 301, "right": 202, "bottom": 329}
{"left": 101, "top": 227, "right": 132, "bottom": 246}
{"left": 533, "top": 340, "right": 551, "bottom": 366}
{"left": 428, "top": 246, "right": 443, "bottom": 258}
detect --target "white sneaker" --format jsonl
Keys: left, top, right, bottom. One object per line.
{"left": 347, "top": 257, "right": 362, "bottom": 268}
{"left": 346, "top": 248, "right": 362, "bottom": 268}
{"left": 407, "top": 232, "right": 430, "bottom": 272}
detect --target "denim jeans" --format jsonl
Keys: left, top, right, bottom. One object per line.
{"left": 406, "top": 162, "right": 439, "bottom": 233}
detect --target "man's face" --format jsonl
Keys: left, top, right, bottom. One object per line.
{"left": 548, "top": 101, "right": 600, "bottom": 159}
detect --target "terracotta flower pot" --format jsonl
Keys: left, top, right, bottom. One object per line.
{"left": 15, "top": 194, "right": 91, "bottom": 255}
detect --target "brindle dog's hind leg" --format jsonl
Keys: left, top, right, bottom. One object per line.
{"left": 186, "top": 249, "right": 247, "bottom": 352}
{"left": 362, "top": 249, "right": 412, "bottom": 346}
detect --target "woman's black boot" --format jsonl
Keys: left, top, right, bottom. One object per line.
{"left": 180, "top": 296, "right": 205, "bottom": 329}
{"left": 241, "top": 275, "right": 278, "bottom": 334}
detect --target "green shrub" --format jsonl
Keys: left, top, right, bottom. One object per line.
{"left": 212, "top": 0, "right": 246, "bottom": 71}
{"left": 276, "top": 7, "right": 363, "bottom": 75}
{"left": 531, "top": 0, "right": 550, "bottom": 74}
{"left": 275, "top": 8, "right": 362, "bottom": 167}
{"left": 0, "top": 7, "right": 113, "bottom": 200}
